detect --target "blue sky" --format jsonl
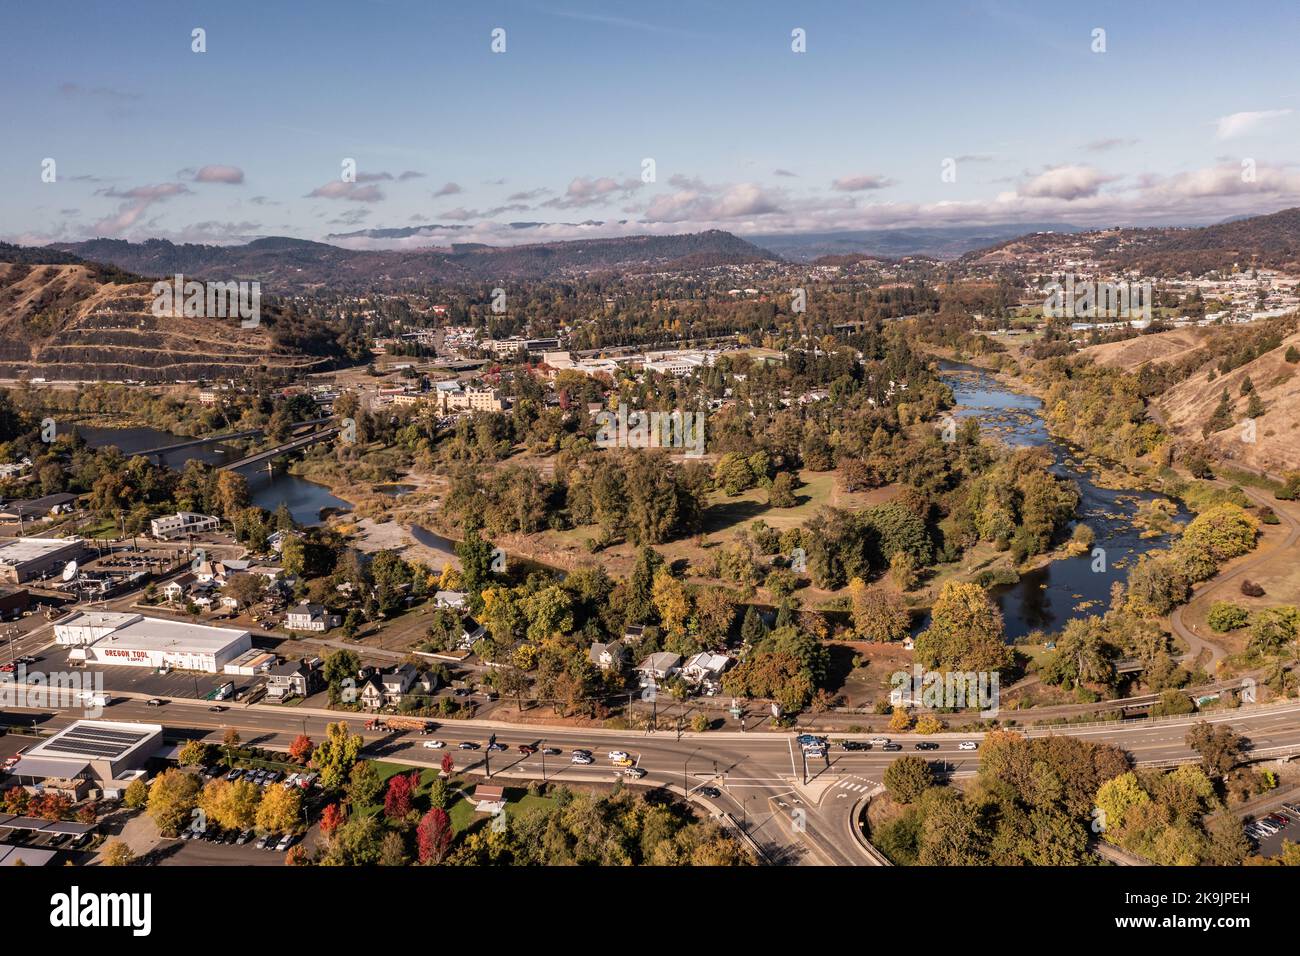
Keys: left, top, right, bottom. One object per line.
{"left": 5, "top": 0, "right": 1300, "bottom": 247}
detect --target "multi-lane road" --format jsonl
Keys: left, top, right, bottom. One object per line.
{"left": 7, "top": 688, "right": 1300, "bottom": 866}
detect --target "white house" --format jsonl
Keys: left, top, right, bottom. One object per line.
{"left": 588, "top": 639, "right": 628, "bottom": 672}
{"left": 636, "top": 652, "right": 682, "bottom": 686}
{"left": 434, "top": 590, "right": 468, "bottom": 610}
{"left": 284, "top": 603, "right": 341, "bottom": 633}
{"left": 681, "top": 652, "right": 731, "bottom": 686}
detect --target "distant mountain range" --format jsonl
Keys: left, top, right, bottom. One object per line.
{"left": 750, "top": 223, "right": 1084, "bottom": 262}
{"left": 50, "top": 231, "right": 777, "bottom": 293}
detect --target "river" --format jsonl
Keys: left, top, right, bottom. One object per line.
{"left": 76, "top": 424, "right": 348, "bottom": 527}
{"left": 937, "top": 361, "right": 1188, "bottom": 640}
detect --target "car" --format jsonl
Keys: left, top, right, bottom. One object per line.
{"left": 255, "top": 833, "right": 272, "bottom": 850}
{"left": 275, "top": 833, "right": 295, "bottom": 852}
{"left": 15, "top": 655, "right": 37, "bottom": 665}
{"left": 570, "top": 753, "right": 593, "bottom": 765}
{"left": 208, "top": 705, "right": 225, "bottom": 713}
{"left": 145, "top": 698, "right": 165, "bottom": 707}
{"left": 882, "top": 743, "right": 903, "bottom": 752}
{"left": 804, "top": 747, "right": 827, "bottom": 759}
{"left": 622, "top": 767, "right": 647, "bottom": 779}
{"left": 1283, "top": 803, "right": 1300, "bottom": 814}
{"left": 869, "top": 737, "right": 891, "bottom": 746}
{"left": 840, "top": 740, "right": 869, "bottom": 751}
{"left": 224, "top": 830, "right": 239, "bottom": 844}
{"left": 236, "top": 829, "right": 252, "bottom": 845}
{"left": 1267, "top": 813, "right": 1290, "bottom": 827}
{"left": 265, "top": 771, "right": 283, "bottom": 784}
{"left": 571, "top": 748, "right": 592, "bottom": 757}
{"left": 958, "top": 741, "right": 979, "bottom": 751}
{"left": 0, "top": 663, "right": 14, "bottom": 673}
{"left": 517, "top": 744, "right": 537, "bottom": 755}
{"left": 607, "top": 751, "right": 630, "bottom": 761}
{"left": 458, "top": 741, "right": 480, "bottom": 750}
{"left": 422, "top": 740, "right": 446, "bottom": 749}
{"left": 612, "top": 757, "right": 635, "bottom": 768}
{"left": 914, "top": 741, "right": 940, "bottom": 751}
{"left": 487, "top": 742, "right": 507, "bottom": 752}
{"left": 225, "top": 768, "right": 242, "bottom": 782}
{"left": 453, "top": 688, "right": 471, "bottom": 697}
{"left": 541, "top": 747, "right": 561, "bottom": 756}
{"left": 698, "top": 786, "right": 721, "bottom": 798}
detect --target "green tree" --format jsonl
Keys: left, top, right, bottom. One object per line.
{"left": 883, "top": 755, "right": 937, "bottom": 803}
{"left": 313, "top": 721, "right": 364, "bottom": 791}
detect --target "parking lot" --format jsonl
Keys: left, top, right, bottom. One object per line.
{"left": 1246, "top": 802, "right": 1300, "bottom": 857}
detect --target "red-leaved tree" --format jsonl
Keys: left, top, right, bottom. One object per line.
{"left": 383, "top": 771, "right": 418, "bottom": 820}
{"left": 320, "top": 802, "right": 346, "bottom": 838}
{"left": 416, "top": 807, "right": 452, "bottom": 864}
{"left": 289, "top": 734, "right": 314, "bottom": 765}
{"left": 440, "top": 752, "right": 454, "bottom": 777}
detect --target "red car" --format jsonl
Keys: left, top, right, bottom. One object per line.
{"left": 518, "top": 745, "right": 538, "bottom": 755}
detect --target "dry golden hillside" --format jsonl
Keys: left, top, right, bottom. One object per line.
{"left": 1155, "top": 329, "right": 1300, "bottom": 475}
{"left": 1081, "top": 327, "right": 1207, "bottom": 371}
{"left": 0, "top": 261, "right": 329, "bottom": 382}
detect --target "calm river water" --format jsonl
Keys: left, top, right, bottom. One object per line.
{"left": 938, "top": 361, "right": 1187, "bottom": 640}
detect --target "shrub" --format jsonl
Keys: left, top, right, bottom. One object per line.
{"left": 1207, "top": 601, "right": 1249, "bottom": 633}
{"left": 1240, "top": 579, "right": 1266, "bottom": 598}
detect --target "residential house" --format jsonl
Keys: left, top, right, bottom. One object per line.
{"left": 265, "top": 658, "right": 324, "bottom": 701}
{"left": 161, "top": 572, "right": 197, "bottom": 603}
{"left": 434, "top": 590, "right": 468, "bottom": 610}
{"left": 681, "top": 651, "right": 731, "bottom": 686}
{"left": 636, "top": 652, "right": 682, "bottom": 686}
{"left": 458, "top": 615, "right": 486, "bottom": 650}
{"left": 359, "top": 664, "right": 438, "bottom": 709}
{"left": 284, "top": 603, "right": 341, "bottom": 633}
{"left": 588, "top": 639, "right": 628, "bottom": 672}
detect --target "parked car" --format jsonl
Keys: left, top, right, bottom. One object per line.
{"left": 275, "top": 833, "right": 295, "bottom": 852}
{"left": 224, "top": 768, "right": 242, "bottom": 782}
{"left": 255, "top": 833, "right": 273, "bottom": 849}
{"left": 422, "top": 740, "right": 446, "bottom": 749}
{"left": 236, "top": 829, "right": 253, "bottom": 845}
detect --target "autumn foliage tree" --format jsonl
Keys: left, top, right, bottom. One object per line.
{"left": 289, "top": 734, "right": 314, "bottom": 765}
{"left": 417, "top": 807, "right": 453, "bottom": 864}
{"left": 383, "top": 772, "right": 419, "bottom": 821}
{"left": 320, "top": 802, "right": 346, "bottom": 839}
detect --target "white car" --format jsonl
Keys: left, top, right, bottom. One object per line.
{"left": 571, "top": 754, "right": 594, "bottom": 765}
{"left": 869, "top": 737, "right": 891, "bottom": 746}
{"left": 422, "top": 740, "right": 446, "bottom": 749}
{"left": 607, "top": 750, "right": 630, "bottom": 761}
{"left": 958, "top": 741, "right": 979, "bottom": 751}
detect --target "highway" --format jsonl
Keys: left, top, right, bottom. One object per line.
{"left": 7, "top": 688, "right": 1300, "bottom": 866}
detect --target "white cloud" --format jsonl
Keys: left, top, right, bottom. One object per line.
{"left": 192, "top": 164, "right": 245, "bottom": 184}
{"left": 831, "top": 174, "right": 894, "bottom": 192}
{"left": 1018, "top": 165, "right": 1115, "bottom": 200}
{"left": 1215, "top": 109, "right": 1292, "bottom": 140}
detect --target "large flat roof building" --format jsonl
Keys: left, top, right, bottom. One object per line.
{"left": 8, "top": 719, "right": 163, "bottom": 787}
{"left": 0, "top": 536, "right": 85, "bottom": 584}
{"left": 56, "top": 611, "right": 252, "bottom": 673}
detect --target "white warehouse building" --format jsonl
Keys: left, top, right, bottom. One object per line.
{"left": 55, "top": 611, "right": 252, "bottom": 673}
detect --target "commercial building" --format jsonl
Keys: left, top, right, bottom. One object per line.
{"left": 55, "top": 611, "right": 252, "bottom": 673}
{"left": 149, "top": 511, "right": 221, "bottom": 540}
{"left": 0, "top": 493, "right": 78, "bottom": 521}
{"left": 0, "top": 536, "right": 86, "bottom": 584}
{"left": 6, "top": 719, "right": 164, "bottom": 797}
